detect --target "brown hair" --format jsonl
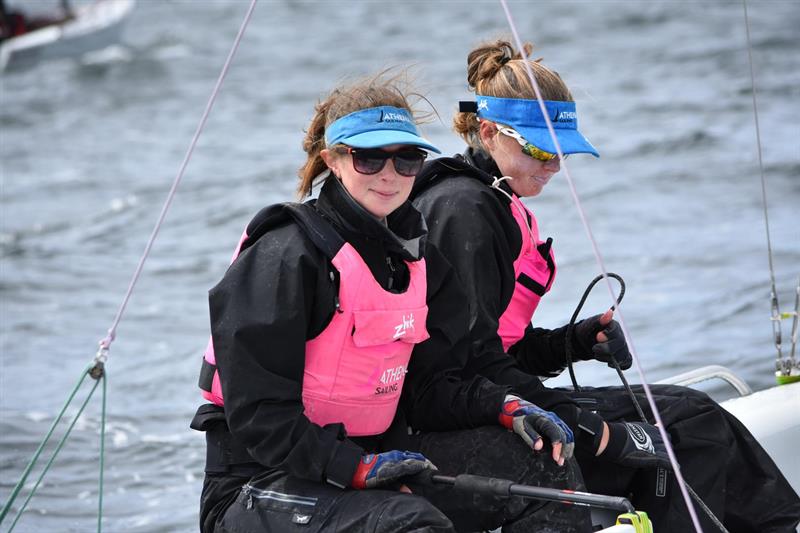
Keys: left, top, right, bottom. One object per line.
{"left": 298, "top": 71, "right": 425, "bottom": 199}
{"left": 453, "top": 39, "right": 573, "bottom": 150}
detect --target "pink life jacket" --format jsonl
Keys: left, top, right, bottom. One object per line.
{"left": 496, "top": 194, "right": 557, "bottom": 351}
{"left": 198, "top": 203, "right": 430, "bottom": 437}
{"left": 303, "top": 242, "right": 429, "bottom": 436}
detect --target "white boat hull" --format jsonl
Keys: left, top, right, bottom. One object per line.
{"left": 721, "top": 380, "right": 800, "bottom": 495}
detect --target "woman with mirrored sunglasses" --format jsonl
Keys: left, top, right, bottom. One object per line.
{"left": 410, "top": 39, "right": 799, "bottom": 533}
{"left": 191, "top": 72, "right": 594, "bottom": 533}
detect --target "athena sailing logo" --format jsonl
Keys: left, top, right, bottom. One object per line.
{"left": 393, "top": 313, "right": 415, "bottom": 339}
{"left": 551, "top": 110, "right": 577, "bottom": 123}
{"left": 625, "top": 423, "right": 655, "bottom": 454}
{"left": 379, "top": 110, "right": 411, "bottom": 123}
{"left": 375, "top": 364, "right": 407, "bottom": 395}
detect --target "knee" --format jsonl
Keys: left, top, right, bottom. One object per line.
{"left": 373, "top": 493, "right": 454, "bottom": 532}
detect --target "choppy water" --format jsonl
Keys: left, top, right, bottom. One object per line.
{"left": 1, "top": 1, "right": 798, "bottom": 531}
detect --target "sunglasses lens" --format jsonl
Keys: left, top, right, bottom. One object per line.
{"left": 392, "top": 150, "right": 426, "bottom": 177}
{"left": 350, "top": 149, "right": 426, "bottom": 176}
{"left": 351, "top": 151, "right": 388, "bottom": 175}
{"left": 523, "top": 143, "right": 559, "bottom": 162}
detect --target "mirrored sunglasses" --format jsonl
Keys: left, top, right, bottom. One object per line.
{"left": 336, "top": 147, "right": 427, "bottom": 177}
{"left": 496, "top": 125, "right": 568, "bottom": 162}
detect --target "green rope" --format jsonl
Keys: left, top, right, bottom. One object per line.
{"left": 97, "top": 371, "right": 107, "bottom": 533}
{"left": 3, "top": 365, "right": 102, "bottom": 532}
{"left": 0, "top": 363, "right": 93, "bottom": 525}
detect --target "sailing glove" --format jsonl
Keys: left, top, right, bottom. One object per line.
{"left": 499, "top": 395, "right": 575, "bottom": 463}
{"left": 574, "top": 315, "right": 632, "bottom": 370}
{"left": 602, "top": 421, "right": 672, "bottom": 470}
{"left": 351, "top": 450, "right": 437, "bottom": 489}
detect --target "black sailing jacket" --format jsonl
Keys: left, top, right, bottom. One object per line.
{"left": 208, "top": 176, "right": 509, "bottom": 487}
{"left": 410, "top": 150, "right": 607, "bottom": 449}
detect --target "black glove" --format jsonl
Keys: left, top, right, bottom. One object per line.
{"left": 573, "top": 315, "right": 632, "bottom": 370}
{"left": 601, "top": 421, "right": 672, "bottom": 471}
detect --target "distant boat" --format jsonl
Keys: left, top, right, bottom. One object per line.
{"left": 0, "top": 0, "right": 134, "bottom": 72}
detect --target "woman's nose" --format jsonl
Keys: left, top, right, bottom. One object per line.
{"left": 544, "top": 157, "right": 561, "bottom": 171}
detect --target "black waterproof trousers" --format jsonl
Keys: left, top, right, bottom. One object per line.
{"left": 200, "top": 426, "right": 592, "bottom": 533}
{"left": 567, "top": 384, "right": 800, "bottom": 533}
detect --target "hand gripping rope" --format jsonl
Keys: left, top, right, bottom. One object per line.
{"left": 0, "top": 2, "right": 259, "bottom": 531}
{"left": 496, "top": 1, "right": 730, "bottom": 530}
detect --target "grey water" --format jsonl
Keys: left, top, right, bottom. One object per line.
{"left": 0, "top": 1, "right": 797, "bottom": 531}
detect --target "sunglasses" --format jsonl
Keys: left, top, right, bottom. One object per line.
{"left": 335, "top": 147, "right": 428, "bottom": 177}
{"left": 496, "top": 125, "right": 568, "bottom": 162}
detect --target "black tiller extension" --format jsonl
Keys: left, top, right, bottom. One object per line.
{"left": 430, "top": 474, "right": 635, "bottom": 513}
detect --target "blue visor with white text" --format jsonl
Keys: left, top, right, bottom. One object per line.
{"left": 325, "top": 106, "right": 441, "bottom": 153}
{"left": 473, "top": 95, "right": 599, "bottom": 157}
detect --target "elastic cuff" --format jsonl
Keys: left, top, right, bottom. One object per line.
{"left": 601, "top": 422, "right": 629, "bottom": 460}
{"left": 323, "top": 434, "right": 363, "bottom": 489}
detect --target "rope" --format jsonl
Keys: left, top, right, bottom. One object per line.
{"left": 95, "top": 0, "right": 259, "bottom": 359}
{"left": 2, "top": 2, "right": 259, "bottom": 530}
{"left": 496, "top": 1, "right": 704, "bottom": 530}
{"left": 2, "top": 365, "right": 104, "bottom": 531}
{"left": 741, "top": 0, "right": 799, "bottom": 377}
{"left": 742, "top": 0, "right": 784, "bottom": 365}
{"left": 97, "top": 369, "right": 108, "bottom": 532}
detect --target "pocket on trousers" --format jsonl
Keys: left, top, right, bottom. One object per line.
{"left": 218, "top": 483, "right": 336, "bottom": 533}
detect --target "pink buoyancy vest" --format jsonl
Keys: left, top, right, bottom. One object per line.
{"left": 200, "top": 217, "right": 430, "bottom": 437}
{"left": 303, "top": 242, "right": 429, "bottom": 436}
{"left": 200, "top": 228, "right": 250, "bottom": 406}
{"left": 496, "top": 195, "right": 556, "bottom": 351}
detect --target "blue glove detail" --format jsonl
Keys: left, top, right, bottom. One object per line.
{"left": 351, "top": 450, "right": 437, "bottom": 489}
{"left": 499, "top": 396, "right": 575, "bottom": 462}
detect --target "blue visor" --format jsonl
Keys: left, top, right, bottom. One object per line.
{"left": 325, "top": 106, "right": 441, "bottom": 153}
{"left": 473, "top": 95, "right": 599, "bottom": 157}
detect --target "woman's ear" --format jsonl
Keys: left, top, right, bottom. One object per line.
{"left": 479, "top": 120, "right": 497, "bottom": 153}
{"left": 320, "top": 149, "right": 339, "bottom": 175}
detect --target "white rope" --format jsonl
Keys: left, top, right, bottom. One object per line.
{"left": 489, "top": 175, "right": 535, "bottom": 241}
{"left": 496, "top": 1, "right": 704, "bottom": 530}
{"left": 96, "top": 0, "right": 259, "bottom": 358}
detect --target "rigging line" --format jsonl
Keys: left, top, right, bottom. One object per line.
{"left": 742, "top": 0, "right": 785, "bottom": 367}
{"left": 6, "top": 371, "right": 103, "bottom": 532}
{"left": 0, "top": 366, "right": 93, "bottom": 525}
{"left": 96, "top": 0, "right": 259, "bottom": 356}
{"left": 496, "top": 1, "right": 704, "bottom": 531}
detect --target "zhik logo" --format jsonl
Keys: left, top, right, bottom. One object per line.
{"left": 477, "top": 100, "right": 489, "bottom": 112}
{"left": 393, "top": 313, "right": 415, "bottom": 339}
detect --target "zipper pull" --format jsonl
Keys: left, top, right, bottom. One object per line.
{"left": 386, "top": 256, "right": 395, "bottom": 290}
{"left": 242, "top": 485, "right": 253, "bottom": 510}
{"left": 330, "top": 271, "right": 343, "bottom": 313}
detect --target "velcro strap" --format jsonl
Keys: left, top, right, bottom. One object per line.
{"left": 459, "top": 101, "right": 478, "bottom": 113}
{"left": 198, "top": 357, "right": 216, "bottom": 392}
{"left": 518, "top": 272, "right": 546, "bottom": 296}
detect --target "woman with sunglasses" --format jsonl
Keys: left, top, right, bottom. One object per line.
{"left": 191, "top": 73, "right": 594, "bottom": 533}
{"left": 411, "top": 40, "right": 800, "bottom": 532}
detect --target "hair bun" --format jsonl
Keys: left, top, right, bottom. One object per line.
{"left": 466, "top": 39, "right": 535, "bottom": 90}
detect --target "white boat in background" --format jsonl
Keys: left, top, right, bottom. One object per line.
{"left": 0, "top": 0, "right": 134, "bottom": 72}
